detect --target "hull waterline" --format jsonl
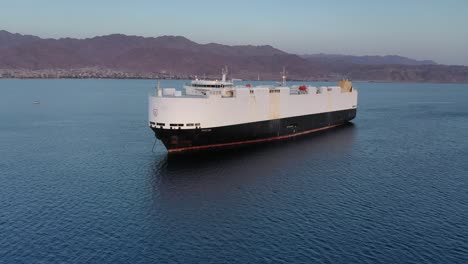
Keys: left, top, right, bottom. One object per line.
{"left": 152, "top": 108, "right": 356, "bottom": 152}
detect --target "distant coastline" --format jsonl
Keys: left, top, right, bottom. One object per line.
{"left": 0, "top": 67, "right": 335, "bottom": 81}
{"left": 2, "top": 67, "right": 468, "bottom": 84}
{"left": 2, "top": 71, "right": 466, "bottom": 84}
{"left": 0, "top": 67, "right": 187, "bottom": 80}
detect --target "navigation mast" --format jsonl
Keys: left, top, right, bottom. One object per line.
{"left": 156, "top": 80, "right": 162, "bottom": 97}
{"left": 281, "top": 66, "right": 287, "bottom": 86}
{"left": 222, "top": 66, "right": 228, "bottom": 82}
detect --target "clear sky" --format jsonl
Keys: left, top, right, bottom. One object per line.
{"left": 1, "top": 0, "right": 467, "bottom": 65}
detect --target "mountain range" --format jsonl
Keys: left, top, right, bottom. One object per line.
{"left": 1, "top": 30, "right": 467, "bottom": 83}
{"left": 301, "top": 54, "right": 436, "bottom": 66}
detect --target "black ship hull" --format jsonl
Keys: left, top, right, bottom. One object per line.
{"left": 152, "top": 108, "right": 356, "bottom": 152}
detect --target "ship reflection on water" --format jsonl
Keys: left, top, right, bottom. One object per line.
{"left": 149, "top": 123, "right": 356, "bottom": 201}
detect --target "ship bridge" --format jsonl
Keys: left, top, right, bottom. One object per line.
{"left": 185, "top": 67, "right": 235, "bottom": 95}
{"left": 189, "top": 80, "right": 233, "bottom": 88}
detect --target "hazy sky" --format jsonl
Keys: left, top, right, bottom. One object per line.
{"left": 1, "top": 0, "right": 467, "bottom": 65}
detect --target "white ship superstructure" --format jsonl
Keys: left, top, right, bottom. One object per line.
{"left": 149, "top": 68, "right": 358, "bottom": 152}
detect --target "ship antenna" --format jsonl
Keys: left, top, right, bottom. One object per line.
{"left": 222, "top": 66, "right": 228, "bottom": 82}
{"left": 281, "top": 66, "right": 287, "bottom": 86}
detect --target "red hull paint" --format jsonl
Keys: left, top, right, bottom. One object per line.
{"left": 168, "top": 123, "right": 344, "bottom": 153}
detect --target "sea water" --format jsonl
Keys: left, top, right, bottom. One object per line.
{"left": 0, "top": 79, "right": 467, "bottom": 263}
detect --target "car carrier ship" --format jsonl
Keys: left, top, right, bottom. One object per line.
{"left": 148, "top": 68, "right": 357, "bottom": 152}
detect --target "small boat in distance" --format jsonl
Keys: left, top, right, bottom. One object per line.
{"left": 148, "top": 67, "right": 358, "bottom": 152}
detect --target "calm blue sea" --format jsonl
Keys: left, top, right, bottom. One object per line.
{"left": 1, "top": 79, "right": 467, "bottom": 263}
